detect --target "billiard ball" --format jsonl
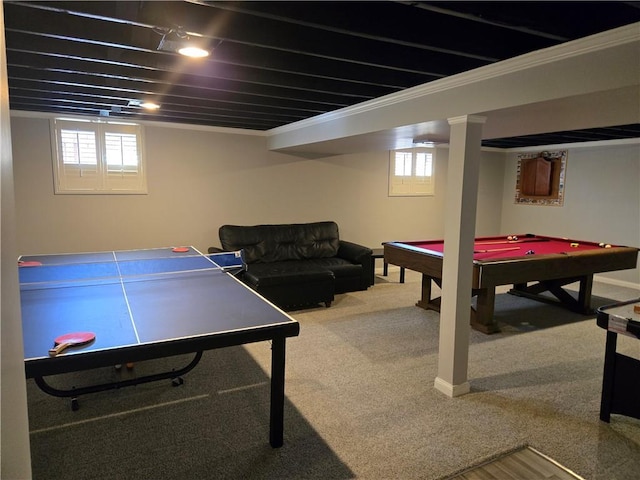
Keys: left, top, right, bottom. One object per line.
{"left": 570, "top": 243, "right": 579, "bottom": 248}
{"left": 525, "top": 250, "right": 535, "bottom": 255}
{"left": 598, "top": 242, "right": 606, "bottom": 247}
{"left": 605, "top": 244, "right": 612, "bottom": 248}
{"left": 507, "top": 235, "right": 513, "bottom": 241}
{"left": 512, "top": 236, "right": 518, "bottom": 241}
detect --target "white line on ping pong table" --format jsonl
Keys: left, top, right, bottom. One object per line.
{"left": 112, "top": 251, "right": 142, "bottom": 345}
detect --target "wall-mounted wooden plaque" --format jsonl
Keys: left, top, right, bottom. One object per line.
{"left": 515, "top": 150, "right": 567, "bottom": 206}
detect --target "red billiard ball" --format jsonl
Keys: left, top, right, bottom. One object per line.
{"left": 525, "top": 250, "right": 535, "bottom": 255}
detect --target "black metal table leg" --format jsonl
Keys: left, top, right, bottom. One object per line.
{"left": 269, "top": 336, "right": 286, "bottom": 448}
{"left": 600, "top": 331, "right": 617, "bottom": 422}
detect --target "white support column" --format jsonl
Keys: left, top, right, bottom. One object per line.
{"left": 1, "top": 2, "right": 34, "bottom": 476}
{"left": 434, "top": 115, "right": 486, "bottom": 398}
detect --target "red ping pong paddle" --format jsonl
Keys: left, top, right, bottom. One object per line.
{"left": 172, "top": 247, "right": 189, "bottom": 253}
{"left": 18, "top": 261, "right": 42, "bottom": 267}
{"left": 49, "top": 332, "right": 96, "bottom": 356}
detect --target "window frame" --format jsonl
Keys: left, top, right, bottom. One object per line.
{"left": 388, "top": 147, "right": 436, "bottom": 197}
{"left": 51, "top": 117, "right": 148, "bottom": 195}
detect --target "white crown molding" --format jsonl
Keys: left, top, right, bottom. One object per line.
{"left": 9, "top": 110, "right": 267, "bottom": 136}
{"left": 422, "top": 137, "right": 640, "bottom": 154}
{"left": 268, "top": 22, "right": 640, "bottom": 136}
{"left": 503, "top": 137, "right": 640, "bottom": 153}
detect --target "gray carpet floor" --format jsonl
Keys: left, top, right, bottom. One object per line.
{"left": 26, "top": 269, "right": 640, "bottom": 479}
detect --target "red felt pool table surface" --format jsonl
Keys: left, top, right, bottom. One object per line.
{"left": 406, "top": 234, "right": 609, "bottom": 261}
{"left": 384, "top": 234, "right": 638, "bottom": 334}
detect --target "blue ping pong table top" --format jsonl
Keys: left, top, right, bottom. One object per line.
{"left": 19, "top": 247, "right": 297, "bottom": 361}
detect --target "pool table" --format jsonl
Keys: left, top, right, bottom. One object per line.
{"left": 384, "top": 234, "right": 639, "bottom": 334}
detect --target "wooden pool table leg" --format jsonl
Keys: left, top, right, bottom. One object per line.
{"left": 472, "top": 288, "right": 501, "bottom": 334}
{"left": 416, "top": 276, "right": 500, "bottom": 334}
{"left": 577, "top": 274, "right": 594, "bottom": 314}
{"left": 416, "top": 274, "right": 436, "bottom": 310}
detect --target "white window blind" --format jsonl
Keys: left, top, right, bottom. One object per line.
{"left": 394, "top": 151, "right": 412, "bottom": 176}
{"left": 60, "top": 129, "right": 97, "bottom": 166}
{"left": 52, "top": 118, "right": 147, "bottom": 194}
{"left": 388, "top": 148, "right": 435, "bottom": 196}
{"left": 105, "top": 132, "right": 138, "bottom": 172}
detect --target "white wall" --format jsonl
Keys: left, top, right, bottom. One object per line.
{"left": 475, "top": 149, "right": 506, "bottom": 236}
{"left": 11, "top": 115, "right": 502, "bottom": 254}
{"left": 500, "top": 142, "right": 640, "bottom": 285}
{"left": 10, "top": 114, "right": 638, "bottom": 286}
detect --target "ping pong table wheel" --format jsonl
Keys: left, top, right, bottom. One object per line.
{"left": 71, "top": 398, "right": 79, "bottom": 411}
{"left": 171, "top": 377, "right": 184, "bottom": 387}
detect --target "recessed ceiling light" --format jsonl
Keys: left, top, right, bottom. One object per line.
{"left": 177, "top": 46, "right": 210, "bottom": 58}
{"left": 140, "top": 101, "right": 160, "bottom": 110}
{"left": 128, "top": 100, "right": 160, "bottom": 110}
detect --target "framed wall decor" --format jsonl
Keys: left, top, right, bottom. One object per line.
{"left": 514, "top": 150, "right": 567, "bottom": 206}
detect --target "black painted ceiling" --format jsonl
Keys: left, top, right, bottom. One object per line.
{"left": 4, "top": 1, "right": 640, "bottom": 148}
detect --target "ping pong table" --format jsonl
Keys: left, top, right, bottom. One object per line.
{"left": 19, "top": 246, "right": 300, "bottom": 448}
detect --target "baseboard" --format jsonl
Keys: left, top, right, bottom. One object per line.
{"left": 434, "top": 377, "right": 471, "bottom": 397}
{"left": 594, "top": 274, "right": 640, "bottom": 291}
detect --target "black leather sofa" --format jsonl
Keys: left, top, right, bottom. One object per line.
{"left": 210, "top": 221, "right": 373, "bottom": 309}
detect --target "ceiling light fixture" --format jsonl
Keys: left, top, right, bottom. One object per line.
{"left": 177, "top": 45, "right": 209, "bottom": 58}
{"left": 140, "top": 101, "right": 161, "bottom": 110}
{"left": 413, "top": 137, "right": 436, "bottom": 147}
{"left": 128, "top": 99, "right": 161, "bottom": 110}
{"left": 157, "top": 29, "right": 210, "bottom": 58}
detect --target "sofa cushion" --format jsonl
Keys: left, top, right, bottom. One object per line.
{"left": 219, "top": 221, "right": 340, "bottom": 263}
{"left": 243, "top": 262, "right": 335, "bottom": 288}
{"left": 304, "top": 257, "right": 363, "bottom": 279}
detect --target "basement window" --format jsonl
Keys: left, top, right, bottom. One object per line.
{"left": 388, "top": 147, "right": 435, "bottom": 196}
{"left": 51, "top": 118, "right": 147, "bottom": 194}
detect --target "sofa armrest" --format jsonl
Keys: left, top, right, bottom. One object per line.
{"left": 338, "top": 240, "right": 372, "bottom": 262}
{"left": 338, "top": 240, "right": 374, "bottom": 287}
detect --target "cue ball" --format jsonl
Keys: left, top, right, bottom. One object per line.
{"left": 605, "top": 244, "right": 612, "bottom": 248}
{"left": 525, "top": 250, "right": 535, "bottom": 255}
{"left": 507, "top": 235, "right": 513, "bottom": 240}
{"left": 598, "top": 242, "right": 605, "bottom": 247}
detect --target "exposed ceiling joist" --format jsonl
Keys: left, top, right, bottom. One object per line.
{"left": 4, "top": 1, "right": 640, "bottom": 148}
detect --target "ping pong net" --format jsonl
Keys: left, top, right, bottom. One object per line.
{"left": 18, "top": 247, "right": 246, "bottom": 291}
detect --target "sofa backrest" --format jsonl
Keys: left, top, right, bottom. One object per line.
{"left": 219, "top": 221, "right": 340, "bottom": 264}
